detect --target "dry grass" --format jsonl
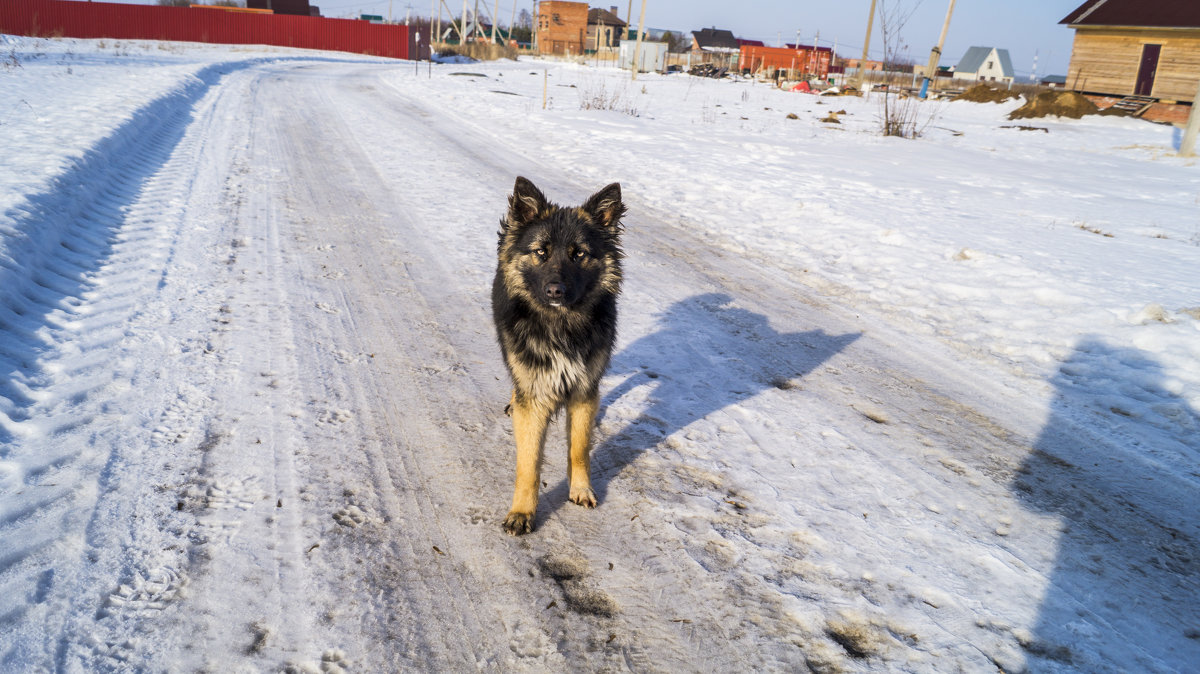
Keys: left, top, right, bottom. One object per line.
{"left": 578, "top": 76, "right": 639, "bottom": 116}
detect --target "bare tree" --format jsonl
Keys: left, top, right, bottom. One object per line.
{"left": 876, "top": 0, "right": 936, "bottom": 138}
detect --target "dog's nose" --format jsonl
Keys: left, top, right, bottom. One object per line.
{"left": 544, "top": 283, "right": 565, "bottom": 301}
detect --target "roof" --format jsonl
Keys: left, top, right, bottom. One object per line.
{"left": 587, "top": 8, "right": 626, "bottom": 28}
{"left": 691, "top": 27, "right": 740, "bottom": 52}
{"left": 738, "top": 39, "right": 765, "bottom": 47}
{"left": 1061, "top": 0, "right": 1200, "bottom": 28}
{"left": 1041, "top": 75, "right": 1068, "bottom": 84}
{"left": 784, "top": 43, "right": 834, "bottom": 53}
{"left": 956, "top": 46, "right": 1015, "bottom": 78}
{"left": 247, "top": 0, "right": 312, "bottom": 15}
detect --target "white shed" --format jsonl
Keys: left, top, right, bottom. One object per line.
{"left": 620, "top": 40, "right": 668, "bottom": 73}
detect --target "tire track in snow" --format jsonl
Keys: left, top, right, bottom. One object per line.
{"left": 0, "top": 59, "right": 278, "bottom": 668}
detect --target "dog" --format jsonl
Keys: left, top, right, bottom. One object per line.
{"left": 492, "top": 176, "right": 626, "bottom": 535}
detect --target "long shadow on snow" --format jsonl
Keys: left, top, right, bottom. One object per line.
{"left": 1016, "top": 337, "right": 1200, "bottom": 670}
{"left": 0, "top": 60, "right": 252, "bottom": 445}
{"left": 539, "top": 292, "right": 860, "bottom": 523}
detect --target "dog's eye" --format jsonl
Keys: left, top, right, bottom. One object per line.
{"left": 573, "top": 250, "right": 588, "bottom": 261}
{"left": 533, "top": 248, "right": 547, "bottom": 259}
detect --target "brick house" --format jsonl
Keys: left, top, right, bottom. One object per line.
{"left": 536, "top": 0, "right": 588, "bottom": 56}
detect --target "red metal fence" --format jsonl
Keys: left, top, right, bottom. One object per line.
{"left": 0, "top": 0, "right": 412, "bottom": 59}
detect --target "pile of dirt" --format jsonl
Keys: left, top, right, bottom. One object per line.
{"left": 1008, "top": 90, "right": 1099, "bottom": 120}
{"left": 957, "top": 84, "right": 1021, "bottom": 103}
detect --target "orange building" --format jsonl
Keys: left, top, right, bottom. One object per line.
{"left": 536, "top": 1, "right": 588, "bottom": 55}
{"left": 740, "top": 44, "right": 833, "bottom": 77}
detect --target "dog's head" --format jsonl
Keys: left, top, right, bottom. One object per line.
{"left": 497, "top": 177, "right": 625, "bottom": 311}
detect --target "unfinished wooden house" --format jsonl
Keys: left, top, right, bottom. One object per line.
{"left": 1060, "top": 0, "right": 1200, "bottom": 123}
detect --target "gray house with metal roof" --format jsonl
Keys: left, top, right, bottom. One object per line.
{"left": 952, "top": 46, "right": 1015, "bottom": 86}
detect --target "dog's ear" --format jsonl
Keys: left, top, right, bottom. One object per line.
{"left": 582, "top": 182, "right": 625, "bottom": 229}
{"left": 506, "top": 177, "right": 548, "bottom": 229}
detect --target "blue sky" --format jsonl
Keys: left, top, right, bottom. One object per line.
{"left": 104, "top": 0, "right": 1086, "bottom": 78}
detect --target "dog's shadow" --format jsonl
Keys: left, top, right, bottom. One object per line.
{"left": 541, "top": 292, "right": 860, "bottom": 522}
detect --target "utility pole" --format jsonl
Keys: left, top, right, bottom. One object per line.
{"left": 1180, "top": 80, "right": 1200, "bottom": 157}
{"left": 919, "top": 0, "right": 956, "bottom": 98}
{"left": 813, "top": 30, "right": 819, "bottom": 74}
{"left": 509, "top": 0, "right": 517, "bottom": 47}
{"left": 491, "top": 0, "right": 499, "bottom": 42}
{"left": 853, "top": 0, "right": 877, "bottom": 91}
{"left": 631, "top": 0, "right": 646, "bottom": 80}
{"left": 461, "top": 0, "right": 468, "bottom": 43}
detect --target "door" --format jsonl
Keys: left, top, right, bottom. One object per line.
{"left": 1135, "top": 44, "right": 1161, "bottom": 96}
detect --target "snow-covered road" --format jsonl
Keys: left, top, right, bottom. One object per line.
{"left": 2, "top": 42, "right": 1198, "bottom": 672}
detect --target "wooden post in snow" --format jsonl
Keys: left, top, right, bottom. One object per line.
{"left": 631, "top": 0, "right": 647, "bottom": 81}
{"left": 1180, "top": 80, "right": 1200, "bottom": 157}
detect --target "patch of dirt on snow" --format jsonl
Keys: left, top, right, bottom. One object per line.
{"left": 538, "top": 555, "right": 619, "bottom": 618}
{"left": 825, "top": 610, "right": 914, "bottom": 660}
{"left": 957, "top": 83, "right": 1021, "bottom": 104}
{"left": 1008, "top": 91, "right": 1099, "bottom": 120}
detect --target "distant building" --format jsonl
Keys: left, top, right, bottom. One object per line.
{"left": 690, "top": 27, "right": 740, "bottom": 66}
{"left": 844, "top": 58, "right": 883, "bottom": 73}
{"left": 1041, "top": 75, "right": 1068, "bottom": 88}
{"left": 952, "top": 46, "right": 1015, "bottom": 86}
{"left": 536, "top": 1, "right": 587, "bottom": 55}
{"left": 246, "top": 0, "right": 315, "bottom": 16}
{"left": 740, "top": 44, "right": 833, "bottom": 77}
{"left": 587, "top": 6, "right": 626, "bottom": 52}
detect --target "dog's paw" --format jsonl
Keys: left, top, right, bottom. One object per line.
{"left": 503, "top": 511, "right": 534, "bottom": 536}
{"left": 569, "top": 486, "right": 597, "bottom": 509}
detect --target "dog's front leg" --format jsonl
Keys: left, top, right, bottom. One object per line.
{"left": 504, "top": 399, "right": 550, "bottom": 535}
{"left": 566, "top": 393, "right": 598, "bottom": 508}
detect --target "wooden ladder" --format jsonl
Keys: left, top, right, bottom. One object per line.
{"left": 1112, "top": 95, "right": 1156, "bottom": 117}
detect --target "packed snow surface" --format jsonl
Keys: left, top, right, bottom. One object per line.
{"left": 1, "top": 36, "right": 1198, "bottom": 672}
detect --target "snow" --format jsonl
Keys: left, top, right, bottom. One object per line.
{"left": 2, "top": 34, "right": 1199, "bottom": 672}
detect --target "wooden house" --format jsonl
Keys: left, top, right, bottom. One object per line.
{"left": 536, "top": 0, "right": 587, "bottom": 56}
{"left": 690, "top": 27, "right": 740, "bottom": 67}
{"left": 1060, "top": 0, "right": 1200, "bottom": 123}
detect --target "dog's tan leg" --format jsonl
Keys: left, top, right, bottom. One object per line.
{"left": 566, "top": 394, "right": 599, "bottom": 508}
{"left": 503, "top": 398, "right": 550, "bottom": 535}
